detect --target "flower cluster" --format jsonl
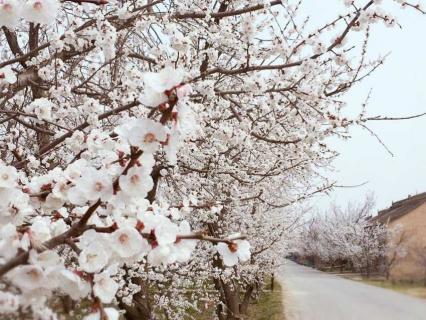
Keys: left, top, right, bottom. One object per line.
{"left": 0, "top": 0, "right": 59, "bottom": 27}
{"left": 0, "top": 0, "right": 421, "bottom": 318}
{"left": 0, "top": 64, "right": 252, "bottom": 318}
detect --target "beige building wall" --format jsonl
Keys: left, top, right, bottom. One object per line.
{"left": 388, "top": 203, "right": 426, "bottom": 281}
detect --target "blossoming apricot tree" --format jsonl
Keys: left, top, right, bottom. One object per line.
{"left": 296, "top": 195, "right": 388, "bottom": 276}
{"left": 0, "top": 0, "right": 423, "bottom": 319}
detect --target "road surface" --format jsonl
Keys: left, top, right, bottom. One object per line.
{"left": 279, "top": 261, "right": 426, "bottom": 320}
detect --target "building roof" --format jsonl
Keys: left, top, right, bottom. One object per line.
{"left": 374, "top": 192, "right": 426, "bottom": 224}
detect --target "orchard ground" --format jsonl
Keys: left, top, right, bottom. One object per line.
{"left": 193, "top": 280, "right": 285, "bottom": 320}
{"left": 341, "top": 274, "right": 426, "bottom": 300}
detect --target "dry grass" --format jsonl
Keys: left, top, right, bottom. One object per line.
{"left": 343, "top": 275, "right": 426, "bottom": 300}
{"left": 247, "top": 281, "right": 285, "bottom": 320}
{"left": 192, "top": 281, "right": 285, "bottom": 320}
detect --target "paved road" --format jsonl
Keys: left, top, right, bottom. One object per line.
{"left": 279, "top": 261, "right": 426, "bottom": 320}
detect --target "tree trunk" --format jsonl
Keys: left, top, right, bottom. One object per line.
{"left": 213, "top": 278, "right": 241, "bottom": 320}
{"left": 224, "top": 284, "right": 241, "bottom": 320}
{"left": 423, "top": 268, "right": 426, "bottom": 287}
{"left": 366, "top": 259, "right": 371, "bottom": 278}
{"left": 239, "top": 285, "right": 254, "bottom": 315}
{"left": 120, "top": 278, "right": 154, "bottom": 320}
{"left": 207, "top": 218, "right": 241, "bottom": 319}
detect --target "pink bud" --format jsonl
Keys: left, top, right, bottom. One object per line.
{"left": 3, "top": 3, "right": 13, "bottom": 11}
{"left": 33, "top": 0, "right": 43, "bottom": 10}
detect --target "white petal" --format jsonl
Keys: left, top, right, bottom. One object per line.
{"left": 236, "top": 240, "right": 251, "bottom": 262}
{"left": 222, "top": 252, "right": 239, "bottom": 267}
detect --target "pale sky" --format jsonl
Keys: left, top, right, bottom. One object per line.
{"left": 300, "top": 2, "right": 426, "bottom": 213}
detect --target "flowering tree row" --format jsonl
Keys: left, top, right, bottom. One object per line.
{"left": 295, "top": 195, "right": 408, "bottom": 278}
{"left": 0, "top": 0, "right": 424, "bottom": 319}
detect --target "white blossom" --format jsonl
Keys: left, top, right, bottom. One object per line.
{"left": 22, "top": 0, "right": 59, "bottom": 25}
{"left": 173, "top": 221, "right": 197, "bottom": 263}
{"left": 29, "top": 217, "right": 51, "bottom": 244}
{"left": 78, "top": 242, "right": 110, "bottom": 273}
{"left": 83, "top": 308, "right": 119, "bottom": 320}
{"left": 119, "top": 165, "right": 154, "bottom": 198}
{"left": 0, "top": 223, "right": 20, "bottom": 261}
{"left": 154, "top": 218, "right": 179, "bottom": 246}
{"left": 68, "top": 167, "right": 113, "bottom": 205}
{"left": 0, "top": 66, "right": 17, "bottom": 84}
{"left": 93, "top": 271, "right": 119, "bottom": 303}
{"left": 56, "top": 269, "right": 91, "bottom": 300}
{"left": 110, "top": 227, "right": 150, "bottom": 259}
{"left": 147, "top": 244, "right": 173, "bottom": 266}
{"left": 0, "top": 291, "right": 19, "bottom": 313}
{"left": 217, "top": 240, "right": 251, "bottom": 267}
{"left": 0, "top": 162, "right": 17, "bottom": 188}
{"left": 31, "top": 98, "right": 54, "bottom": 121}
{"left": 9, "top": 265, "right": 49, "bottom": 291}
{"left": 29, "top": 250, "right": 61, "bottom": 268}
{"left": 116, "top": 119, "right": 168, "bottom": 153}
{"left": 143, "top": 67, "right": 185, "bottom": 93}
{"left": 0, "top": 0, "right": 21, "bottom": 28}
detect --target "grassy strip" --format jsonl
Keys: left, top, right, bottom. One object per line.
{"left": 343, "top": 276, "right": 426, "bottom": 300}
{"left": 247, "top": 281, "right": 285, "bottom": 320}
{"left": 189, "top": 281, "right": 285, "bottom": 320}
